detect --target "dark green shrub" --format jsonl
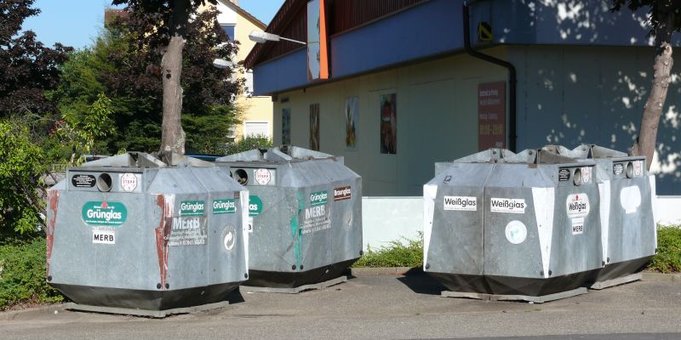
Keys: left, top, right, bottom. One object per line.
{"left": 649, "top": 226, "right": 681, "bottom": 273}
{"left": 223, "top": 135, "right": 273, "bottom": 155}
{"left": 0, "top": 120, "right": 47, "bottom": 235}
{"left": 0, "top": 238, "right": 63, "bottom": 310}
{"left": 354, "top": 235, "right": 423, "bottom": 268}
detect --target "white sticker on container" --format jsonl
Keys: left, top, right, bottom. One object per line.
{"left": 620, "top": 185, "right": 642, "bottom": 214}
{"left": 633, "top": 161, "right": 643, "bottom": 177}
{"left": 254, "top": 169, "right": 272, "bottom": 185}
{"left": 571, "top": 217, "right": 584, "bottom": 235}
{"left": 491, "top": 198, "right": 526, "bottom": 214}
{"left": 120, "top": 173, "right": 138, "bottom": 192}
{"left": 92, "top": 229, "right": 115, "bottom": 244}
{"left": 580, "top": 167, "right": 592, "bottom": 184}
{"left": 247, "top": 217, "right": 254, "bottom": 233}
{"left": 505, "top": 220, "right": 527, "bottom": 244}
{"left": 566, "top": 193, "right": 590, "bottom": 218}
{"left": 443, "top": 196, "right": 477, "bottom": 211}
{"left": 224, "top": 228, "right": 236, "bottom": 251}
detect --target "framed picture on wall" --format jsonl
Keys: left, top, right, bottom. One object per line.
{"left": 310, "top": 103, "right": 320, "bottom": 150}
{"left": 478, "top": 81, "right": 506, "bottom": 150}
{"left": 345, "top": 96, "right": 359, "bottom": 149}
{"left": 282, "top": 108, "right": 291, "bottom": 145}
{"left": 379, "top": 93, "right": 397, "bottom": 154}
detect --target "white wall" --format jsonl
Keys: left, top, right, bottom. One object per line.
{"left": 362, "top": 196, "right": 422, "bottom": 251}
{"left": 654, "top": 196, "right": 681, "bottom": 226}
{"left": 360, "top": 195, "right": 681, "bottom": 252}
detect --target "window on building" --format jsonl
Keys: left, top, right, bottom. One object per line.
{"left": 222, "top": 24, "right": 236, "bottom": 41}
{"left": 244, "top": 121, "right": 270, "bottom": 139}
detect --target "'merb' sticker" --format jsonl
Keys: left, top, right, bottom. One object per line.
{"left": 92, "top": 229, "right": 115, "bottom": 244}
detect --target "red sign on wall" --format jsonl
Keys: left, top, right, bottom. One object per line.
{"left": 478, "top": 82, "right": 506, "bottom": 150}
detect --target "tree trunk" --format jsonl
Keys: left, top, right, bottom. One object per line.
{"left": 160, "top": 36, "right": 185, "bottom": 157}
{"left": 630, "top": 1, "right": 674, "bottom": 171}
{"left": 159, "top": 0, "right": 190, "bottom": 161}
{"left": 632, "top": 42, "right": 673, "bottom": 168}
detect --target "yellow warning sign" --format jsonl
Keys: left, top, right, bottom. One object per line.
{"left": 477, "top": 22, "right": 493, "bottom": 42}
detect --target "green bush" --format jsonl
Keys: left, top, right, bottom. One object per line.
{"left": 354, "top": 235, "right": 423, "bottom": 268}
{"left": 649, "top": 226, "right": 681, "bottom": 273}
{"left": 0, "top": 120, "right": 48, "bottom": 235}
{"left": 223, "top": 135, "right": 273, "bottom": 155}
{"left": 0, "top": 238, "right": 63, "bottom": 310}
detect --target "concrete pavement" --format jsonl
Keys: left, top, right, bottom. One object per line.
{"left": 1, "top": 269, "right": 680, "bottom": 339}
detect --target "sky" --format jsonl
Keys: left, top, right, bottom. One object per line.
{"left": 22, "top": 0, "right": 285, "bottom": 49}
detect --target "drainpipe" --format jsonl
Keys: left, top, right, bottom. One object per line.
{"left": 463, "top": 1, "right": 517, "bottom": 152}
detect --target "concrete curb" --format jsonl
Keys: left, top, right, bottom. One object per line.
{"left": 350, "top": 267, "right": 415, "bottom": 276}
{"left": 642, "top": 271, "right": 681, "bottom": 282}
{"left": 350, "top": 268, "right": 681, "bottom": 282}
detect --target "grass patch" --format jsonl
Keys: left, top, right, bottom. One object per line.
{"left": 649, "top": 226, "right": 681, "bottom": 273}
{"left": 0, "top": 237, "right": 63, "bottom": 310}
{"left": 354, "top": 235, "right": 423, "bottom": 268}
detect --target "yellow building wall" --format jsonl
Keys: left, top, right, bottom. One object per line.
{"left": 207, "top": 0, "right": 273, "bottom": 141}
{"left": 273, "top": 48, "right": 509, "bottom": 196}
{"left": 232, "top": 9, "right": 273, "bottom": 141}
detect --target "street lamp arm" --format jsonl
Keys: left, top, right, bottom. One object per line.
{"left": 249, "top": 30, "right": 306, "bottom": 45}
{"left": 278, "top": 36, "right": 307, "bottom": 45}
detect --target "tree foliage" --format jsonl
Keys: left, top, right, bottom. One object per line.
{"left": 109, "top": 0, "right": 239, "bottom": 157}
{"left": 0, "top": 0, "right": 71, "bottom": 117}
{"left": 54, "top": 2, "right": 243, "bottom": 154}
{"left": 0, "top": 0, "right": 73, "bottom": 236}
{"left": 611, "top": 0, "right": 681, "bottom": 46}
{"left": 0, "top": 120, "right": 47, "bottom": 235}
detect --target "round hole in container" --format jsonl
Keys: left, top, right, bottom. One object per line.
{"left": 97, "top": 173, "right": 112, "bottom": 192}
{"left": 234, "top": 169, "right": 248, "bottom": 185}
{"left": 625, "top": 162, "right": 634, "bottom": 178}
{"left": 573, "top": 168, "right": 582, "bottom": 186}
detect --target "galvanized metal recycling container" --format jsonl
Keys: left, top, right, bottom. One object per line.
{"left": 541, "top": 145, "right": 656, "bottom": 284}
{"left": 424, "top": 148, "right": 602, "bottom": 297}
{"left": 216, "top": 146, "right": 362, "bottom": 288}
{"left": 46, "top": 153, "right": 249, "bottom": 310}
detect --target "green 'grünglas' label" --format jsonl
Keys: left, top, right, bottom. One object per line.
{"left": 309, "top": 191, "right": 328, "bottom": 206}
{"left": 180, "top": 200, "right": 205, "bottom": 216}
{"left": 82, "top": 201, "right": 127, "bottom": 226}
{"left": 213, "top": 199, "right": 236, "bottom": 214}
{"left": 249, "top": 195, "right": 263, "bottom": 216}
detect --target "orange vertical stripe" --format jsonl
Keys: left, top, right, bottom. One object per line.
{"left": 319, "top": 0, "right": 329, "bottom": 79}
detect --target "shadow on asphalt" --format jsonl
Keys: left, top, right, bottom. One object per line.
{"left": 228, "top": 288, "right": 246, "bottom": 304}
{"left": 397, "top": 267, "right": 447, "bottom": 296}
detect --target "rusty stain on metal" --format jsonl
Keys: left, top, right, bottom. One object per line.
{"left": 155, "top": 194, "right": 173, "bottom": 289}
{"left": 46, "top": 190, "right": 60, "bottom": 275}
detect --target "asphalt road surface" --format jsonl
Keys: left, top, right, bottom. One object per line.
{"left": 2, "top": 269, "right": 681, "bottom": 339}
